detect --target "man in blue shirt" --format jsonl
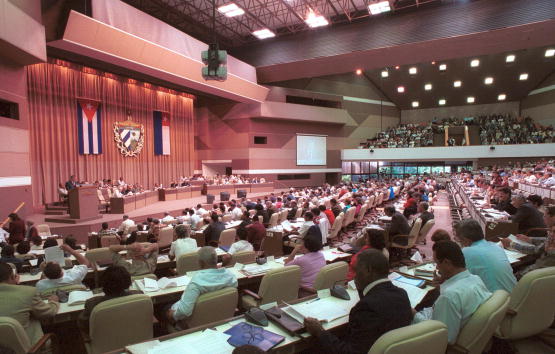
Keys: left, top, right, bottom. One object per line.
{"left": 455, "top": 219, "right": 516, "bottom": 293}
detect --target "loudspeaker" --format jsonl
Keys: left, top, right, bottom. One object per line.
{"left": 220, "top": 192, "right": 230, "bottom": 201}
{"left": 206, "top": 194, "right": 215, "bottom": 204}
{"left": 237, "top": 190, "right": 247, "bottom": 198}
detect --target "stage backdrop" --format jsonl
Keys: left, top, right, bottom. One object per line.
{"left": 27, "top": 58, "right": 195, "bottom": 206}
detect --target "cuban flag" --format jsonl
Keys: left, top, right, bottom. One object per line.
{"left": 77, "top": 99, "right": 102, "bottom": 154}
{"left": 153, "top": 111, "right": 170, "bottom": 155}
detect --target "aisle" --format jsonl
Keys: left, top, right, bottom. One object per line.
{"left": 418, "top": 190, "right": 454, "bottom": 260}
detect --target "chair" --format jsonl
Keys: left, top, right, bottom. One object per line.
{"left": 85, "top": 247, "right": 113, "bottom": 270}
{"left": 0, "top": 316, "right": 56, "bottom": 354}
{"left": 36, "top": 224, "right": 51, "bottom": 237}
{"left": 367, "top": 195, "right": 376, "bottom": 209}
{"left": 301, "top": 261, "right": 348, "bottom": 294}
{"left": 241, "top": 265, "right": 301, "bottom": 309}
{"left": 86, "top": 294, "right": 153, "bottom": 354}
{"left": 96, "top": 189, "right": 110, "bottom": 213}
{"left": 343, "top": 207, "right": 357, "bottom": 229}
{"left": 369, "top": 320, "right": 448, "bottom": 354}
{"left": 355, "top": 205, "right": 368, "bottom": 225}
{"left": 390, "top": 218, "right": 422, "bottom": 255}
{"left": 495, "top": 267, "right": 555, "bottom": 352}
{"left": 416, "top": 219, "right": 435, "bottom": 245}
{"left": 157, "top": 226, "right": 174, "bottom": 249}
{"left": 231, "top": 251, "right": 257, "bottom": 265}
{"left": 222, "top": 214, "right": 232, "bottom": 223}
{"left": 182, "top": 287, "right": 238, "bottom": 329}
{"left": 447, "top": 290, "right": 510, "bottom": 354}
{"left": 219, "top": 229, "right": 236, "bottom": 248}
{"left": 329, "top": 215, "right": 344, "bottom": 241}
{"left": 100, "top": 235, "right": 119, "bottom": 248}
{"left": 295, "top": 208, "right": 303, "bottom": 219}
{"left": 268, "top": 212, "right": 279, "bottom": 228}
{"left": 40, "top": 284, "right": 87, "bottom": 296}
{"left": 176, "top": 252, "right": 200, "bottom": 275}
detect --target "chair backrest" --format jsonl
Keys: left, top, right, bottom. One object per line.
{"left": 418, "top": 219, "right": 435, "bottom": 242}
{"left": 376, "top": 193, "right": 384, "bottom": 206}
{"left": 258, "top": 215, "right": 263, "bottom": 224}
{"left": 40, "top": 284, "right": 87, "bottom": 296}
{"left": 498, "top": 266, "right": 555, "bottom": 340}
{"left": 185, "top": 287, "right": 238, "bottom": 328}
{"left": 176, "top": 252, "right": 200, "bottom": 275}
{"left": 278, "top": 210, "right": 287, "bottom": 223}
{"left": 219, "top": 229, "right": 236, "bottom": 247}
{"left": 406, "top": 218, "right": 423, "bottom": 247}
{"left": 127, "top": 225, "right": 138, "bottom": 234}
{"left": 36, "top": 224, "right": 51, "bottom": 237}
{"left": 96, "top": 189, "right": 106, "bottom": 202}
{"left": 0, "top": 316, "right": 32, "bottom": 354}
{"left": 268, "top": 212, "right": 279, "bottom": 227}
{"left": 85, "top": 247, "right": 112, "bottom": 269}
{"left": 295, "top": 208, "right": 303, "bottom": 219}
{"left": 231, "top": 251, "right": 257, "bottom": 265}
{"left": 89, "top": 294, "right": 153, "bottom": 354}
{"left": 313, "top": 261, "right": 348, "bottom": 291}
{"left": 258, "top": 265, "right": 301, "bottom": 305}
{"left": 329, "top": 215, "right": 344, "bottom": 240}
{"left": 158, "top": 226, "right": 174, "bottom": 248}
{"left": 100, "top": 235, "right": 120, "bottom": 248}
{"left": 356, "top": 205, "right": 368, "bottom": 223}
{"left": 369, "top": 320, "right": 448, "bottom": 354}
{"left": 452, "top": 290, "right": 510, "bottom": 354}
{"left": 222, "top": 214, "right": 232, "bottom": 223}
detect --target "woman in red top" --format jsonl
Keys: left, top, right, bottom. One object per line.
{"left": 3, "top": 213, "right": 26, "bottom": 244}
{"left": 347, "top": 228, "right": 388, "bottom": 280}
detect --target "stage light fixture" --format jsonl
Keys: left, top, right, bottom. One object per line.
{"left": 381, "top": 70, "right": 389, "bottom": 78}
{"left": 438, "top": 99, "right": 446, "bottom": 105}
{"left": 412, "top": 101, "right": 419, "bottom": 108}
{"left": 545, "top": 49, "right": 555, "bottom": 57}
{"left": 368, "top": 1, "right": 391, "bottom": 15}
{"left": 470, "top": 59, "right": 480, "bottom": 67}
{"left": 252, "top": 28, "right": 275, "bottom": 39}
{"left": 409, "top": 67, "right": 417, "bottom": 75}
{"left": 217, "top": 3, "right": 245, "bottom": 17}
{"left": 467, "top": 96, "right": 475, "bottom": 103}
{"left": 453, "top": 80, "right": 462, "bottom": 87}
{"left": 506, "top": 54, "right": 516, "bottom": 63}
{"left": 484, "top": 77, "right": 494, "bottom": 85}
{"left": 439, "top": 64, "right": 447, "bottom": 71}
{"left": 397, "top": 86, "right": 405, "bottom": 93}
{"left": 519, "top": 73, "right": 528, "bottom": 81}
{"left": 305, "top": 11, "right": 328, "bottom": 28}
{"left": 498, "top": 94, "right": 506, "bottom": 101}
{"left": 424, "top": 83, "right": 432, "bottom": 91}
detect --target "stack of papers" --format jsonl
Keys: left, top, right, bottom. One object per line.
{"left": 283, "top": 297, "right": 351, "bottom": 323}
{"left": 68, "top": 290, "right": 94, "bottom": 306}
{"left": 138, "top": 276, "right": 191, "bottom": 292}
{"left": 508, "top": 234, "right": 534, "bottom": 248}
{"left": 242, "top": 263, "right": 270, "bottom": 276}
{"left": 388, "top": 272, "right": 429, "bottom": 307}
{"left": 322, "top": 249, "right": 348, "bottom": 262}
{"left": 145, "top": 329, "right": 233, "bottom": 354}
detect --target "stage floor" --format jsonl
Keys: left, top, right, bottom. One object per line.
{"left": 27, "top": 188, "right": 287, "bottom": 244}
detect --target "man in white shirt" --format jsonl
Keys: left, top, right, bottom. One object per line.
{"left": 295, "top": 212, "right": 315, "bottom": 238}
{"left": 36, "top": 244, "right": 90, "bottom": 293}
{"left": 230, "top": 203, "right": 243, "bottom": 221}
{"left": 195, "top": 204, "right": 207, "bottom": 216}
{"left": 118, "top": 215, "right": 135, "bottom": 234}
{"left": 176, "top": 209, "right": 190, "bottom": 224}
{"left": 228, "top": 228, "right": 254, "bottom": 255}
{"left": 117, "top": 177, "right": 126, "bottom": 186}
{"left": 161, "top": 211, "right": 175, "bottom": 224}
{"left": 413, "top": 241, "right": 492, "bottom": 344}
{"left": 189, "top": 209, "right": 202, "bottom": 230}
{"left": 312, "top": 207, "right": 330, "bottom": 245}
{"left": 542, "top": 173, "right": 555, "bottom": 187}
{"left": 169, "top": 225, "right": 197, "bottom": 260}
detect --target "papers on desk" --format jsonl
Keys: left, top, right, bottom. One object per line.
{"left": 44, "top": 246, "right": 65, "bottom": 266}
{"left": 145, "top": 329, "right": 233, "bottom": 354}
{"left": 508, "top": 234, "right": 534, "bottom": 248}
{"left": 322, "top": 249, "right": 349, "bottom": 262}
{"left": 283, "top": 297, "right": 351, "bottom": 323}
{"left": 281, "top": 220, "right": 293, "bottom": 232}
{"left": 224, "top": 322, "right": 285, "bottom": 352}
{"left": 242, "top": 263, "right": 271, "bottom": 276}
{"left": 388, "top": 272, "right": 428, "bottom": 307}
{"left": 157, "top": 255, "right": 170, "bottom": 263}
{"left": 68, "top": 290, "right": 94, "bottom": 306}
{"left": 378, "top": 216, "right": 392, "bottom": 222}
{"left": 138, "top": 276, "right": 191, "bottom": 292}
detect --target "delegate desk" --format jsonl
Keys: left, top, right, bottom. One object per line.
{"left": 158, "top": 187, "right": 193, "bottom": 201}
{"left": 250, "top": 182, "right": 275, "bottom": 194}
{"left": 517, "top": 182, "right": 555, "bottom": 201}
{"left": 111, "top": 191, "right": 160, "bottom": 213}
{"left": 451, "top": 179, "right": 518, "bottom": 240}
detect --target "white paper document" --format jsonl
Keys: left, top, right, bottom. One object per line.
{"left": 147, "top": 329, "right": 233, "bottom": 354}
{"left": 507, "top": 234, "right": 534, "bottom": 247}
{"left": 68, "top": 290, "right": 94, "bottom": 306}
{"left": 390, "top": 281, "right": 429, "bottom": 308}
{"left": 44, "top": 246, "right": 65, "bottom": 266}
{"left": 139, "top": 276, "right": 191, "bottom": 292}
{"left": 283, "top": 297, "right": 351, "bottom": 323}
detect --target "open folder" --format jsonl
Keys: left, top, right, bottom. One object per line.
{"left": 138, "top": 276, "right": 191, "bottom": 292}
{"left": 224, "top": 322, "right": 284, "bottom": 352}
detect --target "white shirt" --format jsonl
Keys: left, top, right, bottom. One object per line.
{"left": 35, "top": 265, "right": 89, "bottom": 292}
{"left": 542, "top": 176, "right": 555, "bottom": 186}
{"left": 169, "top": 238, "right": 198, "bottom": 259}
{"left": 231, "top": 208, "right": 243, "bottom": 220}
{"left": 190, "top": 214, "right": 202, "bottom": 229}
{"left": 177, "top": 215, "right": 190, "bottom": 224}
{"left": 317, "top": 217, "right": 330, "bottom": 245}
{"left": 228, "top": 240, "right": 254, "bottom": 255}
{"left": 161, "top": 215, "right": 175, "bottom": 223}
{"left": 118, "top": 179, "right": 126, "bottom": 186}
{"left": 118, "top": 219, "right": 135, "bottom": 233}
{"left": 298, "top": 221, "right": 315, "bottom": 238}
{"left": 196, "top": 208, "right": 207, "bottom": 216}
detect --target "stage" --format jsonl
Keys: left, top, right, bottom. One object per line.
{"left": 27, "top": 188, "right": 287, "bottom": 245}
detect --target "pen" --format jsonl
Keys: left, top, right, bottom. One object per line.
{"left": 307, "top": 297, "right": 321, "bottom": 304}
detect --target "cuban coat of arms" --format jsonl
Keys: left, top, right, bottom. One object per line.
{"left": 113, "top": 119, "right": 145, "bottom": 157}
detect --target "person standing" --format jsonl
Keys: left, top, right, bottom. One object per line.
{"left": 3, "top": 213, "right": 25, "bottom": 245}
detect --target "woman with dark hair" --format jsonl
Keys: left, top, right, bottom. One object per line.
{"left": 2, "top": 213, "right": 25, "bottom": 245}
{"left": 347, "top": 228, "right": 388, "bottom": 281}
{"left": 527, "top": 194, "right": 543, "bottom": 209}
{"left": 285, "top": 233, "right": 326, "bottom": 290}
{"left": 42, "top": 237, "right": 58, "bottom": 249}
{"left": 15, "top": 241, "right": 36, "bottom": 261}
{"left": 30, "top": 235, "right": 43, "bottom": 250}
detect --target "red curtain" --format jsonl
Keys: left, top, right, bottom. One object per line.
{"left": 27, "top": 59, "right": 195, "bottom": 206}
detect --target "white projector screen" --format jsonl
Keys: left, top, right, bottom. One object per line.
{"left": 296, "top": 135, "right": 327, "bottom": 166}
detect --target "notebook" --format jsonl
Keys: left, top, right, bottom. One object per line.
{"left": 138, "top": 276, "right": 191, "bottom": 292}
{"left": 283, "top": 297, "right": 351, "bottom": 323}
{"left": 388, "top": 272, "right": 425, "bottom": 288}
{"left": 224, "top": 322, "right": 285, "bottom": 351}
{"left": 68, "top": 290, "right": 94, "bottom": 306}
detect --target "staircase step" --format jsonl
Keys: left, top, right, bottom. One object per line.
{"left": 44, "top": 210, "right": 66, "bottom": 215}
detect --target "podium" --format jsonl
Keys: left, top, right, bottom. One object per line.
{"left": 69, "top": 186, "right": 99, "bottom": 219}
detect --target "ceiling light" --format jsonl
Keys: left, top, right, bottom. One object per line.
{"left": 412, "top": 101, "right": 419, "bottom": 108}
{"left": 438, "top": 99, "right": 446, "bottom": 106}
{"left": 546, "top": 49, "right": 555, "bottom": 57}
{"left": 395, "top": 66, "right": 400, "bottom": 70}
{"left": 431, "top": 61, "right": 436, "bottom": 65}
{"left": 484, "top": 77, "right": 494, "bottom": 85}
{"left": 467, "top": 96, "right": 475, "bottom": 104}
{"left": 470, "top": 59, "right": 480, "bottom": 67}
{"left": 217, "top": 3, "right": 245, "bottom": 17}
{"left": 439, "top": 64, "right": 447, "bottom": 71}
{"left": 409, "top": 67, "right": 417, "bottom": 75}
{"left": 519, "top": 73, "right": 529, "bottom": 80}
{"left": 424, "top": 83, "right": 432, "bottom": 91}
{"left": 368, "top": 1, "right": 391, "bottom": 15}
{"left": 252, "top": 28, "right": 275, "bottom": 39}
{"left": 381, "top": 70, "right": 389, "bottom": 78}
{"left": 356, "top": 69, "right": 362, "bottom": 75}
{"left": 397, "top": 86, "right": 405, "bottom": 93}
{"left": 506, "top": 54, "right": 516, "bottom": 63}
{"left": 453, "top": 80, "right": 462, "bottom": 88}
{"left": 305, "top": 11, "right": 328, "bottom": 28}
{"left": 498, "top": 94, "right": 506, "bottom": 101}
